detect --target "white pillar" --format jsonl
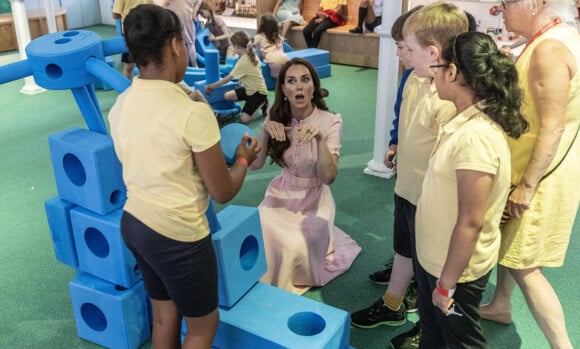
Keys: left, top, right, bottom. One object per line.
{"left": 363, "top": 1, "right": 402, "bottom": 179}
{"left": 10, "top": 0, "right": 45, "bottom": 95}
{"left": 43, "top": 0, "right": 58, "bottom": 33}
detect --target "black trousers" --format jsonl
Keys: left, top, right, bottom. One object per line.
{"left": 415, "top": 261, "right": 490, "bottom": 349}
{"left": 303, "top": 18, "right": 337, "bottom": 48}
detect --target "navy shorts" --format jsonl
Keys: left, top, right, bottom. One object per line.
{"left": 121, "top": 211, "right": 218, "bottom": 317}
{"left": 392, "top": 194, "right": 417, "bottom": 259}
{"left": 234, "top": 87, "right": 267, "bottom": 116}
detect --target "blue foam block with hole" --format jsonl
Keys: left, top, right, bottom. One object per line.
{"left": 45, "top": 197, "right": 78, "bottom": 267}
{"left": 48, "top": 127, "right": 126, "bottom": 215}
{"left": 214, "top": 282, "right": 350, "bottom": 348}
{"left": 71, "top": 207, "right": 141, "bottom": 288}
{"left": 213, "top": 205, "right": 266, "bottom": 308}
{"left": 69, "top": 272, "right": 151, "bottom": 349}
{"left": 286, "top": 48, "right": 330, "bottom": 68}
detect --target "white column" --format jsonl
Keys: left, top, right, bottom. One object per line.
{"left": 10, "top": 0, "right": 45, "bottom": 95}
{"left": 43, "top": 0, "right": 57, "bottom": 33}
{"left": 363, "top": 1, "right": 402, "bottom": 179}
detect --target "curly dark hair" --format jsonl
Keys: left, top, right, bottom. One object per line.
{"left": 123, "top": 4, "right": 183, "bottom": 68}
{"left": 442, "top": 31, "right": 529, "bottom": 138}
{"left": 268, "top": 58, "right": 328, "bottom": 167}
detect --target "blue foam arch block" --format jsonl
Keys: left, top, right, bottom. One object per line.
{"left": 71, "top": 207, "right": 141, "bottom": 288}
{"left": 69, "top": 272, "right": 151, "bottom": 349}
{"left": 213, "top": 205, "right": 266, "bottom": 308}
{"left": 48, "top": 127, "right": 126, "bottom": 215}
{"left": 45, "top": 197, "right": 78, "bottom": 267}
{"left": 214, "top": 282, "right": 351, "bottom": 348}
{"left": 219, "top": 123, "right": 255, "bottom": 164}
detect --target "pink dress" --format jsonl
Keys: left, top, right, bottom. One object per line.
{"left": 252, "top": 108, "right": 362, "bottom": 294}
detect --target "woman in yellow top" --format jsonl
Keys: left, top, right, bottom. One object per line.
{"left": 480, "top": 1, "right": 580, "bottom": 348}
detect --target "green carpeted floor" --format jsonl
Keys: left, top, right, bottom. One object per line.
{"left": 1, "top": 25, "right": 578, "bottom": 349}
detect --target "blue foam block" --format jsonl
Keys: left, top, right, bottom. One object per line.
{"left": 213, "top": 206, "right": 266, "bottom": 308}
{"left": 26, "top": 30, "right": 105, "bottom": 90}
{"left": 48, "top": 127, "right": 126, "bottom": 215}
{"left": 195, "top": 28, "right": 218, "bottom": 61}
{"left": 219, "top": 123, "right": 255, "bottom": 164}
{"left": 261, "top": 61, "right": 277, "bottom": 90}
{"left": 214, "top": 282, "right": 350, "bottom": 348}
{"left": 193, "top": 79, "right": 238, "bottom": 104}
{"left": 183, "top": 67, "right": 206, "bottom": 86}
{"left": 93, "top": 57, "right": 116, "bottom": 91}
{"left": 315, "top": 64, "right": 332, "bottom": 79}
{"left": 45, "top": 197, "right": 78, "bottom": 267}
{"left": 286, "top": 48, "right": 330, "bottom": 68}
{"left": 69, "top": 272, "right": 151, "bottom": 349}
{"left": 71, "top": 207, "right": 141, "bottom": 288}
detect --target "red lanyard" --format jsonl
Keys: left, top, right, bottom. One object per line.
{"left": 516, "top": 18, "right": 561, "bottom": 63}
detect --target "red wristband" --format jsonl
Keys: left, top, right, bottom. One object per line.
{"left": 236, "top": 157, "right": 249, "bottom": 167}
{"left": 436, "top": 280, "right": 456, "bottom": 298}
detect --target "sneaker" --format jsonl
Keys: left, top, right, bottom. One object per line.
{"left": 368, "top": 263, "right": 393, "bottom": 285}
{"left": 404, "top": 281, "right": 418, "bottom": 313}
{"left": 349, "top": 26, "right": 364, "bottom": 34}
{"left": 390, "top": 322, "right": 421, "bottom": 349}
{"left": 351, "top": 297, "right": 406, "bottom": 328}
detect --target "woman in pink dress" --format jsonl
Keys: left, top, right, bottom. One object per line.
{"left": 250, "top": 58, "right": 361, "bottom": 295}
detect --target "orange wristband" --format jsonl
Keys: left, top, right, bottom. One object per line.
{"left": 236, "top": 157, "right": 249, "bottom": 167}
{"left": 436, "top": 280, "right": 456, "bottom": 298}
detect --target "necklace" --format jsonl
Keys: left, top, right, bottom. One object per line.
{"left": 516, "top": 17, "right": 561, "bottom": 62}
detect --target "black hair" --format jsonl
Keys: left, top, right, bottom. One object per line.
{"left": 268, "top": 58, "right": 328, "bottom": 167}
{"left": 443, "top": 31, "right": 528, "bottom": 138}
{"left": 258, "top": 13, "right": 281, "bottom": 44}
{"left": 465, "top": 11, "right": 477, "bottom": 32}
{"left": 123, "top": 4, "right": 183, "bottom": 68}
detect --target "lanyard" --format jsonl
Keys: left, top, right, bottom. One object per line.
{"left": 515, "top": 17, "right": 561, "bottom": 63}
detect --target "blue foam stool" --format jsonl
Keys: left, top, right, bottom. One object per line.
{"left": 219, "top": 123, "right": 255, "bottom": 164}
{"left": 69, "top": 272, "right": 151, "bottom": 349}
{"left": 213, "top": 205, "right": 266, "bottom": 308}
{"left": 71, "top": 207, "right": 141, "bottom": 288}
{"left": 45, "top": 197, "right": 78, "bottom": 267}
{"left": 214, "top": 282, "right": 350, "bottom": 348}
{"left": 48, "top": 127, "right": 126, "bottom": 215}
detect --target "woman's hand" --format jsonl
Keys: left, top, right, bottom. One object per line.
{"left": 265, "top": 120, "right": 289, "bottom": 142}
{"left": 298, "top": 125, "right": 321, "bottom": 144}
{"left": 507, "top": 183, "right": 537, "bottom": 219}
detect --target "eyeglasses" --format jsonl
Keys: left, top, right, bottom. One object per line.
{"left": 501, "top": 0, "right": 523, "bottom": 9}
{"left": 429, "top": 64, "right": 450, "bottom": 69}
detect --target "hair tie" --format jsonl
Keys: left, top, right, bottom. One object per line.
{"left": 246, "top": 41, "right": 253, "bottom": 50}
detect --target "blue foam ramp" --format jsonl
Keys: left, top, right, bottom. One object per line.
{"left": 219, "top": 123, "right": 255, "bottom": 164}
{"left": 214, "top": 282, "right": 351, "bottom": 348}
{"left": 213, "top": 205, "right": 266, "bottom": 308}
{"left": 48, "top": 127, "right": 126, "bottom": 215}
{"left": 71, "top": 207, "right": 141, "bottom": 288}
{"left": 45, "top": 197, "right": 78, "bottom": 267}
{"left": 286, "top": 48, "right": 330, "bottom": 68}
{"left": 69, "top": 272, "right": 151, "bottom": 349}
{"left": 315, "top": 64, "right": 332, "bottom": 79}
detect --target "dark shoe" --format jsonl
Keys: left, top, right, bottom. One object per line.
{"left": 404, "top": 280, "right": 418, "bottom": 313}
{"left": 321, "top": 88, "right": 329, "bottom": 98}
{"left": 351, "top": 297, "right": 406, "bottom": 328}
{"left": 368, "top": 263, "right": 393, "bottom": 285}
{"left": 349, "top": 26, "right": 363, "bottom": 34}
{"left": 390, "top": 322, "right": 421, "bottom": 349}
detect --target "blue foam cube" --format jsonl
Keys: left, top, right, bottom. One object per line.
{"left": 71, "top": 207, "right": 141, "bottom": 288}
{"left": 69, "top": 272, "right": 151, "bottom": 349}
{"left": 286, "top": 48, "right": 330, "bottom": 68}
{"left": 213, "top": 205, "right": 266, "bottom": 308}
{"left": 45, "top": 197, "right": 78, "bottom": 267}
{"left": 48, "top": 127, "right": 126, "bottom": 215}
{"left": 214, "top": 282, "right": 351, "bottom": 348}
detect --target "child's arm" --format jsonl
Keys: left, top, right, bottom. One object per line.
{"left": 205, "top": 74, "right": 234, "bottom": 94}
{"left": 273, "top": 0, "right": 283, "bottom": 16}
